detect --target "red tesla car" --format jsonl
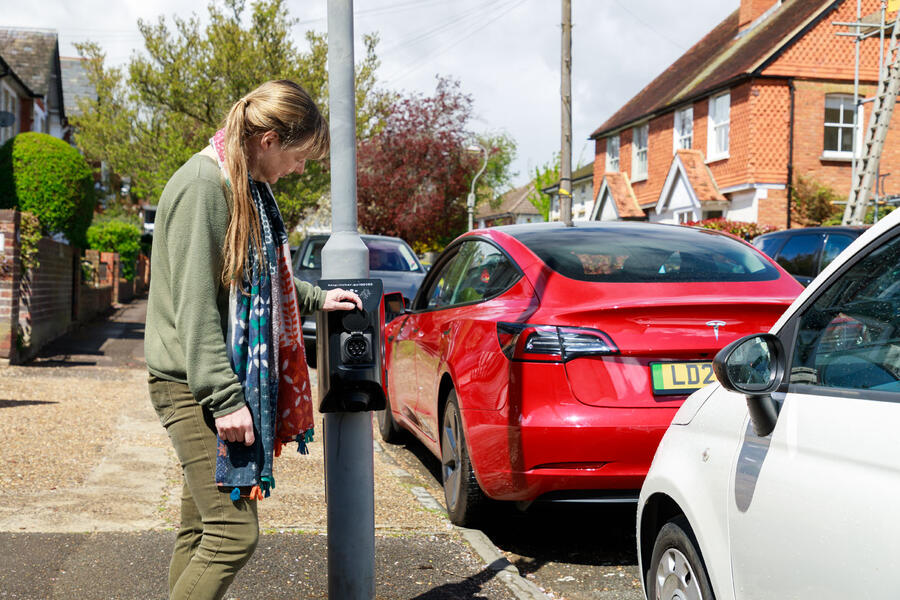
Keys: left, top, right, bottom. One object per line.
{"left": 379, "top": 222, "right": 802, "bottom": 525}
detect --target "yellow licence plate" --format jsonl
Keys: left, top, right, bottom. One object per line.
{"left": 651, "top": 362, "right": 716, "bottom": 395}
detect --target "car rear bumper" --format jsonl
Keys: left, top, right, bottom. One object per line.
{"left": 459, "top": 362, "right": 681, "bottom": 502}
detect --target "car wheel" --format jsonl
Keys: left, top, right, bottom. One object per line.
{"left": 441, "top": 390, "right": 487, "bottom": 526}
{"left": 376, "top": 394, "right": 405, "bottom": 444}
{"left": 647, "top": 516, "right": 715, "bottom": 600}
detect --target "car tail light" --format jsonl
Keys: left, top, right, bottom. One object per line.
{"left": 496, "top": 322, "right": 618, "bottom": 362}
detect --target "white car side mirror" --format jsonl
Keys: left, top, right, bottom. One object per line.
{"left": 713, "top": 333, "right": 786, "bottom": 436}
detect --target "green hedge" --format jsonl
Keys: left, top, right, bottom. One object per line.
{"left": 86, "top": 220, "right": 142, "bottom": 280}
{"left": 0, "top": 132, "right": 95, "bottom": 248}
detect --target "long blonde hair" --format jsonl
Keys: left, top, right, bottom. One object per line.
{"left": 221, "top": 79, "right": 329, "bottom": 287}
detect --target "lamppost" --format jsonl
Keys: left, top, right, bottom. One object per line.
{"left": 466, "top": 143, "right": 488, "bottom": 231}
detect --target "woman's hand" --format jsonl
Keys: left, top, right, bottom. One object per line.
{"left": 215, "top": 405, "right": 256, "bottom": 446}
{"left": 323, "top": 288, "right": 363, "bottom": 312}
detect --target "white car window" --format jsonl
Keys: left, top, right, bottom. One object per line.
{"left": 789, "top": 232, "right": 900, "bottom": 393}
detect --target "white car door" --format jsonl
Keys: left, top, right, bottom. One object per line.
{"left": 727, "top": 228, "right": 900, "bottom": 600}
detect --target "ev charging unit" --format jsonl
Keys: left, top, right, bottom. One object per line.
{"left": 315, "top": 278, "right": 386, "bottom": 413}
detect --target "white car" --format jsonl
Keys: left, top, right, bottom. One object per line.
{"left": 637, "top": 208, "right": 900, "bottom": 600}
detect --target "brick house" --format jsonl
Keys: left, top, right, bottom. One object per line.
{"left": 0, "top": 28, "right": 67, "bottom": 144}
{"left": 590, "top": 0, "right": 900, "bottom": 228}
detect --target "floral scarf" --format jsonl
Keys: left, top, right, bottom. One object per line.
{"left": 209, "top": 129, "right": 315, "bottom": 501}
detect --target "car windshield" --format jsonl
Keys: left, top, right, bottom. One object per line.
{"left": 298, "top": 238, "right": 420, "bottom": 272}
{"left": 513, "top": 225, "right": 780, "bottom": 283}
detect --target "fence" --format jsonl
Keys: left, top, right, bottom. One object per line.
{"left": 0, "top": 210, "right": 149, "bottom": 364}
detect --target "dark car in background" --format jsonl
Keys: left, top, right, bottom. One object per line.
{"left": 293, "top": 233, "right": 427, "bottom": 365}
{"left": 752, "top": 225, "right": 866, "bottom": 286}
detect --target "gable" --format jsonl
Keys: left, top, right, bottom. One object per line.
{"left": 763, "top": 0, "right": 885, "bottom": 80}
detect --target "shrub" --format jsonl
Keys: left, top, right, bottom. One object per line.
{"left": 684, "top": 218, "right": 777, "bottom": 240}
{"left": 823, "top": 203, "right": 896, "bottom": 225}
{"left": 792, "top": 175, "right": 842, "bottom": 226}
{"left": 86, "top": 220, "right": 142, "bottom": 280}
{"left": 0, "top": 132, "right": 95, "bottom": 247}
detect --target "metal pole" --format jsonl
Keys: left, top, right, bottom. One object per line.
{"left": 560, "top": 0, "right": 573, "bottom": 226}
{"left": 848, "top": 0, "right": 862, "bottom": 225}
{"left": 324, "top": 1, "right": 375, "bottom": 599}
{"left": 467, "top": 145, "right": 488, "bottom": 231}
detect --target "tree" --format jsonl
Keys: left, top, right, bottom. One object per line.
{"left": 527, "top": 154, "right": 560, "bottom": 221}
{"left": 72, "top": 0, "right": 392, "bottom": 230}
{"left": 356, "top": 78, "right": 512, "bottom": 251}
{"left": 472, "top": 131, "right": 518, "bottom": 212}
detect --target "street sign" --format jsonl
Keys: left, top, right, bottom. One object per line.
{"left": 0, "top": 111, "right": 15, "bottom": 128}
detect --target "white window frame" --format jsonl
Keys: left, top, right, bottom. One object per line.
{"left": 707, "top": 92, "right": 730, "bottom": 161}
{"left": 0, "top": 83, "right": 19, "bottom": 145}
{"left": 676, "top": 209, "right": 693, "bottom": 224}
{"left": 606, "top": 134, "right": 620, "bottom": 172}
{"left": 673, "top": 106, "right": 693, "bottom": 154}
{"left": 632, "top": 123, "right": 649, "bottom": 181}
{"left": 823, "top": 94, "right": 861, "bottom": 159}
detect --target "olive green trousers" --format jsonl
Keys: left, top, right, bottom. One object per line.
{"left": 148, "top": 376, "right": 259, "bottom": 600}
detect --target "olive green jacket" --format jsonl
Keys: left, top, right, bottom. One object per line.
{"left": 144, "top": 153, "right": 325, "bottom": 417}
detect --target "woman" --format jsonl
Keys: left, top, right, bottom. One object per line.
{"left": 145, "top": 80, "right": 359, "bottom": 599}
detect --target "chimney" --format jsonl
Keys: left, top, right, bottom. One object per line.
{"left": 739, "top": 0, "right": 779, "bottom": 32}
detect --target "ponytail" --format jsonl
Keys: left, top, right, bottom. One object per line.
{"left": 219, "top": 80, "right": 329, "bottom": 288}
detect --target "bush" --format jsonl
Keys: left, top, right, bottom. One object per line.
{"left": 86, "top": 220, "right": 141, "bottom": 280}
{"left": 0, "top": 132, "right": 95, "bottom": 247}
{"left": 792, "top": 175, "right": 842, "bottom": 226}
{"left": 823, "top": 203, "right": 896, "bottom": 225}
{"left": 684, "top": 218, "right": 777, "bottom": 240}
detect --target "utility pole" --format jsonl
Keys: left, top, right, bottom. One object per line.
{"left": 560, "top": 0, "right": 573, "bottom": 226}
{"left": 323, "top": 1, "right": 376, "bottom": 598}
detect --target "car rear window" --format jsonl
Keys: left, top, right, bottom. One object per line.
{"left": 367, "top": 240, "right": 422, "bottom": 272}
{"left": 513, "top": 225, "right": 780, "bottom": 283}
{"left": 297, "top": 237, "right": 421, "bottom": 272}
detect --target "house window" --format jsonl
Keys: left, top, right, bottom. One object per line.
{"left": 632, "top": 123, "right": 649, "bottom": 181}
{"left": 606, "top": 134, "right": 620, "bottom": 172}
{"left": 0, "top": 85, "right": 18, "bottom": 145}
{"left": 707, "top": 92, "right": 730, "bottom": 160}
{"left": 673, "top": 106, "right": 693, "bottom": 153}
{"left": 824, "top": 94, "right": 858, "bottom": 157}
{"left": 676, "top": 210, "right": 693, "bottom": 224}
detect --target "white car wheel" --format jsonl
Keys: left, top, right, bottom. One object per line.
{"left": 648, "top": 517, "right": 714, "bottom": 600}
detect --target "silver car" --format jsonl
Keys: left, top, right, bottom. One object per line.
{"left": 292, "top": 233, "right": 427, "bottom": 366}
{"left": 638, "top": 207, "right": 900, "bottom": 599}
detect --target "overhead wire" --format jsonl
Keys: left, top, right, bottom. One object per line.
{"left": 382, "top": 0, "right": 528, "bottom": 85}
{"left": 609, "top": 0, "right": 686, "bottom": 51}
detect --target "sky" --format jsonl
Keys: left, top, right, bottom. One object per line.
{"left": 6, "top": 0, "right": 736, "bottom": 188}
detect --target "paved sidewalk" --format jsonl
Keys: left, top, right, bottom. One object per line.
{"left": 0, "top": 298, "right": 539, "bottom": 600}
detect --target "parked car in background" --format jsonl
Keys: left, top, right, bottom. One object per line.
{"left": 637, "top": 208, "right": 900, "bottom": 600}
{"left": 380, "top": 222, "right": 803, "bottom": 526}
{"left": 752, "top": 225, "right": 866, "bottom": 285}
{"left": 293, "top": 234, "right": 426, "bottom": 365}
